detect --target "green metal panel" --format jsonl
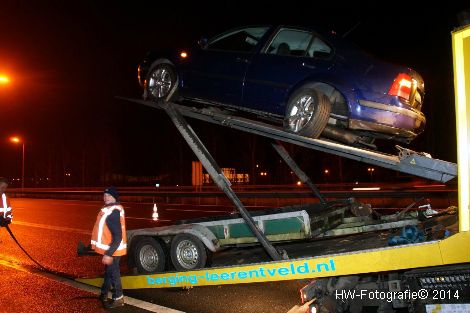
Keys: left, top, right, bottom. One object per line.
{"left": 229, "top": 223, "right": 255, "bottom": 238}
{"left": 264, "top": 217, "right": 304, "bottom": 235}
{"left": 207, "top": 225, "right": 225, "bottom": 239}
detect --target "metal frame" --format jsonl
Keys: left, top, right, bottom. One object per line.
{"left": 123, "top": 97, "right": 457, "bottom": 183}
{"left": 123, "top": 96, "right": 459, "bottom": 261}
{"left": 271, "top": 141, "right": 326, "bottom": 204}
{"left": 162, "top": 102, "right": 283, "bottom": 261}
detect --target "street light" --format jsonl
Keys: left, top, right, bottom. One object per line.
{"left": 367, "top": 167, "right": 375, "bottom": 181}
{"left": 0, "top": 75, "right": 10, "bottom": 85}
{"left": 9, "top": 136, "right": 25, "bottom": 189}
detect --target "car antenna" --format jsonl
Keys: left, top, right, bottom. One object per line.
{"left": 342, "top": 21, "right": 361, "bottom": 38}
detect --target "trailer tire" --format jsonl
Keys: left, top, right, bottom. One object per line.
{"left": 146, "top": 62, "right": 177, "bottom": 103}
{"left": 133, "top": 237, "right": 166, "bottom": 274}
{"left": 284, "top": 88, "right": 331, "bottom": 138}
{"left": 170, "top": 234, "right": 207, "bottom": 271}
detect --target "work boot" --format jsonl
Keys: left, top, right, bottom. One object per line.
{"left": 104, "top": 297, "right": 125, "bottom": 309}
{"left": 98, "top": 294, "right": 108, "bottom": 304}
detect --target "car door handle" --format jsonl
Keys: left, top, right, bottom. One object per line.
{"left": 302, "top": 62, "right": 316, "bottom": 69}
{"left": 236, "top": 57, "right": 249, "bottom": 63}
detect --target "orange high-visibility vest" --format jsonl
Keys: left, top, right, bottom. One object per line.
{"left": 0, "top": 193, "right": 12, "bottom": 220}
{"left": 91, "top": 204, "right": 127, "bottom": 256}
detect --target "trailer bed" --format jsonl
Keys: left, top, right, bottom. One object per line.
{"left": 210, "top": 214, "right": 458, "bottom": 268}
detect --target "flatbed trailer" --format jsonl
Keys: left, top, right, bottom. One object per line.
{"left": 78, "top": 24, "right": 470, "bottom": 313}
{"left": 126, "top": 201, "right": 348, "bottom": 273}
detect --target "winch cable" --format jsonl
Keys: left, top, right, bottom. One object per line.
{"left": 4, "top": 224, "right": 53, "bottom": 274}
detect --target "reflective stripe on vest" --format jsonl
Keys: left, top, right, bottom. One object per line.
{"left": 90, "top": 240, "right": 127, "bottom": 251}
{"left": 1, "top": 193, "right": 12, "bottom": 219}
{"left": 91, "top": 205, "right": 127, "bottom": 256}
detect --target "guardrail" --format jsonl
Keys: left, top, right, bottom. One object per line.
{"left": 8, "top": 186, "right": 458, "bottom": 208}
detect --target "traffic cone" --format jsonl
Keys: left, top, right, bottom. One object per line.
{"left": 152, "top": 203, "right": 159, "bottom": 221}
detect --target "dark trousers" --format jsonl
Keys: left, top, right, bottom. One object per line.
{"left": 100, "top": 256, "right": 123, "bottom": 299}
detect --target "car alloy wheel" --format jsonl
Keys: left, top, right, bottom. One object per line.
{"left": 287, "top": 95, "right": 316, "bottom": 133}
{"left": 146, "top": 63, "right": 176, "bottom": 102}
{"left": 284, "top": 88, "right": 331, "bottom": 138}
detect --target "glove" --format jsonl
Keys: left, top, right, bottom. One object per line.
{"left": 0, "top": 216, "right": 11, "bottom": 227}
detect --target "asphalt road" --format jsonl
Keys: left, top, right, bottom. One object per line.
{"left": 1, "top": 198, "right": 305, "bottom": 313}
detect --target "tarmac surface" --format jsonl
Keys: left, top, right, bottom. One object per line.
{"left": 0, "top": 257, "right": 165, "bottom": 313}
{"left": 0, "top": 198, "right": 307, "bottom": 313}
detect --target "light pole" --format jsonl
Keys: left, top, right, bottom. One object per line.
{"left": 9, "top": 136, "right": 25, "bottom": 189}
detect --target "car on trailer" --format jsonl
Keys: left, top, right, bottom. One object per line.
{"left": 137, "top": 25, "right": 426, "bottom": 147}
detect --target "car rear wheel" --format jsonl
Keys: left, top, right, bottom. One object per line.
{"left": 284, "top": 88, "right": 331, "bottom": 138}
{"left": 170, "top": 234, "right": 207, "bottom": 271}
{"left": 133, "top": 237, "right": 166, "bottom": 273}
{"left": 146, "top": 63, "right": 177, "bottom": 102}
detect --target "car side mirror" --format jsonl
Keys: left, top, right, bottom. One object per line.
{"left": 198, "top": 37, "right": 208, "bottom": 49}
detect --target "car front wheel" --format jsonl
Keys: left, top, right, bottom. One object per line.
{"left": 146, "top": 63, "right": 177, "bottom": 102}
{"left": 284, "top": 88, "right": 331, "bottom": 138}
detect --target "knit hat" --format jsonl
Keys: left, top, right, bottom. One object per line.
{"left": 104, "top": 186, "right": 119, "bottom": 201}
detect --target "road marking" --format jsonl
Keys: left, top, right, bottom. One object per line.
{"left": 12, "top": 221, "right": 91, "bottom": 235}
{"left": 165, "top": 208, "right": 229, "bottom": 213}
{"left": 0, "top": 258, "right": 185, "bottom": 313}
{"left": 126, "top": 216, "right": 171, "bottom": 221}
{"left": 12, "top": 219, "right": 170, "bottom": 233}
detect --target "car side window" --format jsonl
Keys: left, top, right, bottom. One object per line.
{"left": 208, "top": 27, "right": 269, "bottom": 53}
{"left": 307, "top": 37, "right": 332, "bottom": 58}
{"left": 266, "top": 28, "right": 313, "bottom": 57}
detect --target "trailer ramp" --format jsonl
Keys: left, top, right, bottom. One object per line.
{"left": 122, "top": 98, "right": 456, "bottom": 183}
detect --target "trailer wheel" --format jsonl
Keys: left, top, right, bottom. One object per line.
{"left": 284, "top": 88, "right": 331, "bottom": 138}
{"left": 170, "top": 234, "right": 207, "bottom": 271}
{"left": 146, "top": 63, "right": 177, "bottom": 102}
{"left": 133, "top": 237, "right": 166, "bottom": 273}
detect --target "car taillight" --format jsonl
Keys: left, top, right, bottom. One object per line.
{"left": 388, "top": 73, "right": 413, "bottom": 100}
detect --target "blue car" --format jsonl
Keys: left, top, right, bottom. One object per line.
{"left": 137, "top": 25, "right": 425, "bottom": 146}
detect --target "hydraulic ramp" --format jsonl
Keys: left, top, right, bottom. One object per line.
{"left": 122, "top": 97, "right": 457, "bottom": 183}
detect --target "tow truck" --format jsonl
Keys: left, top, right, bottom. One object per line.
{"left": 78, "top": 24, "right": 470, "bottom": 312}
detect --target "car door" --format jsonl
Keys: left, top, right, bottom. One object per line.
{"left": 242, "top": 27, "right": 334, "bottom": 115}
{"left": 183, "top": 26, "right": 270, "bottom": 106}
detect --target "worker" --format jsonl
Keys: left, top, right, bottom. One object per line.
{"left": 0, "top": 177, "right": 12, "bottom": 227}
{"left": 91, "top": 187, "right": 127, "bottom": 309}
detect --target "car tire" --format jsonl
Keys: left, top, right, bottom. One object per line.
{"left": 170, "top": 234, "right": 207, "bottom": 271}
{"left": 133, "top": 237, "right": 166, "bottom": 274}
{"left": 145, "top": 63, "right": 177, "bottom": 102}
{"left": 284, "top": 88, "right": 331, "bottom": 138}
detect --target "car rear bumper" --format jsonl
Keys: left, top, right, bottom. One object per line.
{"left": 350, "top": 100, "right": 426, "bottom": 138}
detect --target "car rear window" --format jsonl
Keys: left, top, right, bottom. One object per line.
{"left": 266, "top": 28, "right": 332, "bottom": 58}
{"left": 266, "top": 28, "right": 312, "bottom": 56}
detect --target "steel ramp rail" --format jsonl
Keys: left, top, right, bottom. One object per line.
{"left": 122, "top": 98, "right": 457, "bottom": 183}
{"left": 161, "top": 102, "right": 283, "bottom": 261}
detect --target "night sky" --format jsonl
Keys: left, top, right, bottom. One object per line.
{"left": 0, "top": 2, "right": 466, "bottom": 187}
